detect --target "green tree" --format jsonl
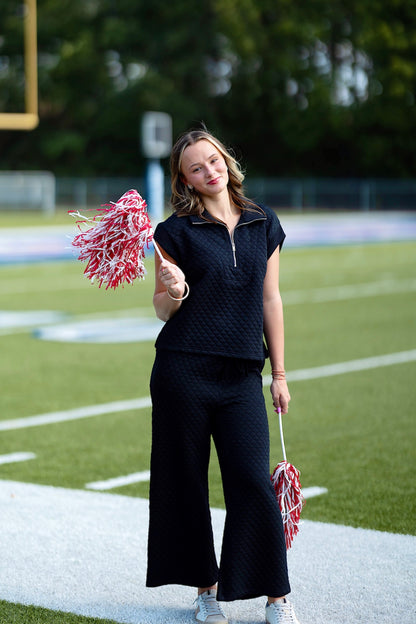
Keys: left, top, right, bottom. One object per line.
{"left": 0, "top": 0, "right": 222, "bottom": 174}
{"left": 0, "top": 0, "right": 415, "bottom": 177}
{"left": 213, "top": 0, "right": 416, "bottom": 176}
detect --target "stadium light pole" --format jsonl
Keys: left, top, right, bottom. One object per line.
{"left": 141, "top": 112, "right": 172, "bottom": 225}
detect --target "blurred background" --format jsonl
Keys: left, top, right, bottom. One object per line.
{"left": 0, "top": 0, "right": 415, "bottom": 212}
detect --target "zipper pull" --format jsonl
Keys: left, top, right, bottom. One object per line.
{"left": 231, "top": 239, "right": 237, "bottom": 267}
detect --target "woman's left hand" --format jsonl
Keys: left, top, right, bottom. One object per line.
{"left": 270, "top": 379, "right": 291, "bottom": 414}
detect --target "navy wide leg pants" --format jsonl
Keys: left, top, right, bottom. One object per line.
{"left": 146, "top": 350, "right": 290, "bottom": 602}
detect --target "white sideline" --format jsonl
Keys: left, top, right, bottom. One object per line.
{"left": 0, "top": 479, "right": 414, "bottom": 624}
{"left": 1, "top": 349, "right": 415, "bottom": 432}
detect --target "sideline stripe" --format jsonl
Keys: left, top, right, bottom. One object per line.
{"left": 1, "top": 349, "right": 415, "bottom": 432}
{"left": 1, "top": 479, "right": 414, "bottom": 624}
{"left": 0, "top": 452, "right": 36, "bottom": 465}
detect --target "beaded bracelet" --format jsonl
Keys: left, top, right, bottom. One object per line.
{"left": 272, "top": 369, "right": 286, "bottom": 380}
{"left": 167, "top": 281, "right": 190, "bottom": 301}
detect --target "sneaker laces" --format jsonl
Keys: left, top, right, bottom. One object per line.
{"left": 196, "top": 591, "right": 226, "bottom": 618}
{"left": 267, "top": 599, "right": 299, "bottom": 623}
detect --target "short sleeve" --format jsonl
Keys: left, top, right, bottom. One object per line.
{"left": 265, "top": 207, "right": 286, "bottom": 258}
{"left": 153, "top": 218, "right": 182, "bottom": 264}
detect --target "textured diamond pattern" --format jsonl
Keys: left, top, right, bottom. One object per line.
{"left": 153, "top": 206, "right": 285, "bottom": 360}
{"left": 147, "top": 351, "right": 290, "bottom": 602}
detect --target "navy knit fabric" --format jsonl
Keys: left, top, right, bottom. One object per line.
{"left": 147, "top": 351, "right": 290, "bottom": 601}
{"left": 153, "top": 205, "right": 285, "bottom": 360}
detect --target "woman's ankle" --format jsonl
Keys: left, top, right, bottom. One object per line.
{"left": 198, "top": 585, "right": 217, "bottom": 595}
{"left": 267, "top": 596, "right": 285, "bottom": 605}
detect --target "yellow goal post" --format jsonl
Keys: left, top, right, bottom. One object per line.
{"left": 0, "top": 0, "right": 38, "bottom": 130}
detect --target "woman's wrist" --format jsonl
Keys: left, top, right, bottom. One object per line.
{"left": 167, "top": 281, "right": 190, "bottom": 301}
{"left": 271, "top": 368, "right": 286, "bottom": 381}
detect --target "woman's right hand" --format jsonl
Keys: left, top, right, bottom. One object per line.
{"left": 159, "top": 260, "right": 186, "bottom": 299}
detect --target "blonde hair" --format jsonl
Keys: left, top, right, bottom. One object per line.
{"left": 170, "top": 129, "right": 259, "bottom": 217}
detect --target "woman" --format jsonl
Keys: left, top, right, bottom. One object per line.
{"left": 146, "top": 129, "right": 300, "bottom": 624}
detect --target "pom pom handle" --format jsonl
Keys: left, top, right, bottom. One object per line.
{"left": 271, "top": 406, "right": 304, "bottom": 548}
{"left": 277, "top": 407, "right": 287, "bottom": 462}
{"left": 153, "top": 239, "right": 164, "bottom": 262}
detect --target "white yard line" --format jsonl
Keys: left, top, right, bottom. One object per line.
{"left": 86, "top": 472, "right": 328, "bottom": 497}
{"left": 266, "top": 349, "right": 416, "bottom": 384}
{"left": 86, "top": 470, "right": 151, "bottom": 491}
{"left": 1, "top": 276, "right": 415, "bottom": 300}
{"left": 0, "top": 276, "right": 90, "bottom": 295}
{"left": 0, "top": 397, "right": 152, "bottom": 431}
{"left": 0, "top": 452, "right": 36, "bottom": 465}
{"left": 1, "top": 349, "right": 415, "bottom": 432}
{"left": 301, "top": 486, "right": 328, "bottom": 499}
{"left": 282, "top": 277, "right": 416, "bottom": 305}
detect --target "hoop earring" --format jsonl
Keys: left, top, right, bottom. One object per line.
{"left": 187, "top": 184, "right": 193, "bottom": 191}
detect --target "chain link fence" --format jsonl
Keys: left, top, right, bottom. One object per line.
{"left": 56, "top": 177, "right": 416, "bottom": 211}
{"left": 0, "top": 174, "right": 415, "bottom": 212}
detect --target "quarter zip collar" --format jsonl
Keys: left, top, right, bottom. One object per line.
{"left": 190, "top": 207, "right": 267, "bottom": 268}
{"left": 190, "top": 207, "right": 266, "bottom": 226}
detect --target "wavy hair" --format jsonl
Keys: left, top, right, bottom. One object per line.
{"left": 170, "top": 129, "right": 259, "bottom": 217}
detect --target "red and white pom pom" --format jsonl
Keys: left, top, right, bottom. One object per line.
{"left": 271, "top": 407, "right": 304, "bottom": 549}
{"left": 70, "top": 189, "right": 157, "bottom": 289}
{"left": 271, "top": 459, "right": 304, "bottom": 549}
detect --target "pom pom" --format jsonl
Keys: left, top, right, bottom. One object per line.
{"left": 70, "top": 189, "right": 154, "bottom": 289}
{"left": 271, "top": 460, "right": 304, "bottom": 549}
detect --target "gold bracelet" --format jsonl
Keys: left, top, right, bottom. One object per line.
{"left": 167, "top": 281, "right": 190, "bottom": 301}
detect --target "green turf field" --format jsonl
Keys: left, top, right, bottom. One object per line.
{"left": 0, "top": 219, "right": 415, "bottom": 623}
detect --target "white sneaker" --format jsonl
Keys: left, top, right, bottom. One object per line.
{"left": 265, "top": 598, "right": 301, "bottom": 624}
{"left": 195, "top": 589, "right": 228, "bottom": 623}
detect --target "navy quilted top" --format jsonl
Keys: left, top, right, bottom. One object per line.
{"left": 154, "top": 204, "right": 285, "bottom": 360}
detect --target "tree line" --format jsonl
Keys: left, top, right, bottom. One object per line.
{"left": 0, "top": 0, "right": 415, "bottom": 178}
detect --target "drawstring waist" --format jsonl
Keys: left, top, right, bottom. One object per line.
{"left": 217, "top": 357, "right": 263, "bottom": 382}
